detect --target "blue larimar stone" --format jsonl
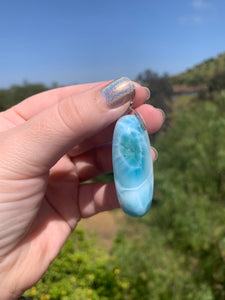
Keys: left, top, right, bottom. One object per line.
{"left": 112, "top": 115, "right": 154, "bottom": 217}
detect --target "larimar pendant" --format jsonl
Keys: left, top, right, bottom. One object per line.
{"left": 112, "top": 114, "right": 154, "bottom": 217}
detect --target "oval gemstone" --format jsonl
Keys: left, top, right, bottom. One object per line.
{"left": 112, "top": 115, "right": 154, "bottom": 217}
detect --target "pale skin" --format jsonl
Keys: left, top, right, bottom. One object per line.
{"left": 0, "top": 80, "right": 164, "bottom": 299}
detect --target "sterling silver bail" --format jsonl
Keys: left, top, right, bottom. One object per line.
{"left": 123, "top": 90, "right": 147, "bottom": 131}
{"left": 128, "top": 93, "right": 146, "bottom": 131}
{"left": 129, "top": 108, "right": 147, "bottom": 131}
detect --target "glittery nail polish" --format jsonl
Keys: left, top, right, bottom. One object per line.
{"left": 102, "top": 77, "right": 135, "bottom": 108}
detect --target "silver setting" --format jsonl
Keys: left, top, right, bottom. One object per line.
{"left": 130, "top": 108, "right": 147, "bottom": 131}
{"left": 123, "top": 90, "right": 147, "bottom": 131}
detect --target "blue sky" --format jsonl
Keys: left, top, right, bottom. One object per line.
{"left": 0, "top": 0, "right": 225, "bottom": 88}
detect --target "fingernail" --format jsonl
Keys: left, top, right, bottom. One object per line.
{"left": 144, "top": 87, "right": 151, "bottom": 100}
{"left": 151, "top": 147, "right": 158, "bottom": 161}
{"left": 157, "top": 108, "right": 166, "bottom": 122}
{"left": 102, "top": 77, "right": 135, "bottom": 108}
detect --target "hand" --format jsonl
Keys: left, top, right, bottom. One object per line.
{"left": 0, "top": 77, "right": 164, "bottom": 299}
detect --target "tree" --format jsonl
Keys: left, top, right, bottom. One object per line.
{"left": 136, "top": 69, "right": 173, "bottom": 114}
{"left": 208, "top": 71, "right": 225, "bottom": 94}
{"left": 0, "top": 82, "right": 48, "bottom": 110}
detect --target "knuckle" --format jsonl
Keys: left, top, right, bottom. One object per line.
{"left": 57, "top": 96, "right": 86, "bottom": 133}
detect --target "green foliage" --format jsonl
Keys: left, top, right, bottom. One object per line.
{"left": 24, "top": 229, "right": 130, "bottom": 300}
{"left": 149, "top": 92, "right": 225, "bottom": 298}
{"left": 173, "top": 52, "right": 225, "bottom": 86}
{"left": 208, "top": 71, "right": 225, "bottom": 93}
{"left": 162, "top": 93, "right": 225, "bottom": 201}
{"left": 112, "top": 228, "right": 215, "bottom": 300}
{"left": 0, "top": 82, "right": 48, "bottom": 110}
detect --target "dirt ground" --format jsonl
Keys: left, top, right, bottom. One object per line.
{"left": 78, "top": 209, "right": 125, "bottom": 249}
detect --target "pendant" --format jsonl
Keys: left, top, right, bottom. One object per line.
{"left": 112, "top": 114, "right": 154, "bottom": 217}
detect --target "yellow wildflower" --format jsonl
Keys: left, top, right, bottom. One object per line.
{"left": 61, "top": 290, "right": 67, "bottom": 295}
{"left": 31, "top": 287, "right": 37, "bottom": 295}
{"left": 70, "top": 276, "right": 76, "bottom": 282}
{"left": 41, "top": 295, "right": 50, "bottom": 300}
{"left": 114, "top": 268, "right": 120, "bottom": 275}
{"left": 88, "top": 274, "right": 94, "bottom": 280}
{"left": 87, "top": 289, "right": 93, "bottom": 295}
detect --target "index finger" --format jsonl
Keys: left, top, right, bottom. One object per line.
{"left": 2, "top": 77, "right": 149, "bottom": 171}
{"left": 12, "top": 81, "right": 108, "bottom": 120}
{"left": 8, "top": 80, "right": 148, "bottom": 122}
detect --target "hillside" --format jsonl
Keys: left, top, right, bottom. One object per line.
{"left": 172, "top": 52, "right": 225, "bottom": 86}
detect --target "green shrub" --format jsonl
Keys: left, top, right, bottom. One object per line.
{"left": 24, "top": 229, "right": 131, "bottom": 300}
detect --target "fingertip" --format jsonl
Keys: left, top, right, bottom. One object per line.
{"left": 133, "top": 82, "right": 151, "bottom": 107}
{"left": 142, "top": 87, "right": 151, "bottom": 101}
{"left": 156, "top": 108, "right": 166, "bottom": 123}
{"left": 135, "top": 104, "right": 165, "bottom": 134}
{"left": 151, "top": 147, "right": 158, "bottom": 162}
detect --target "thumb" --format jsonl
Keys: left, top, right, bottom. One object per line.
{"left": 2, "top": 77, "right": 139, "bottom": 173}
